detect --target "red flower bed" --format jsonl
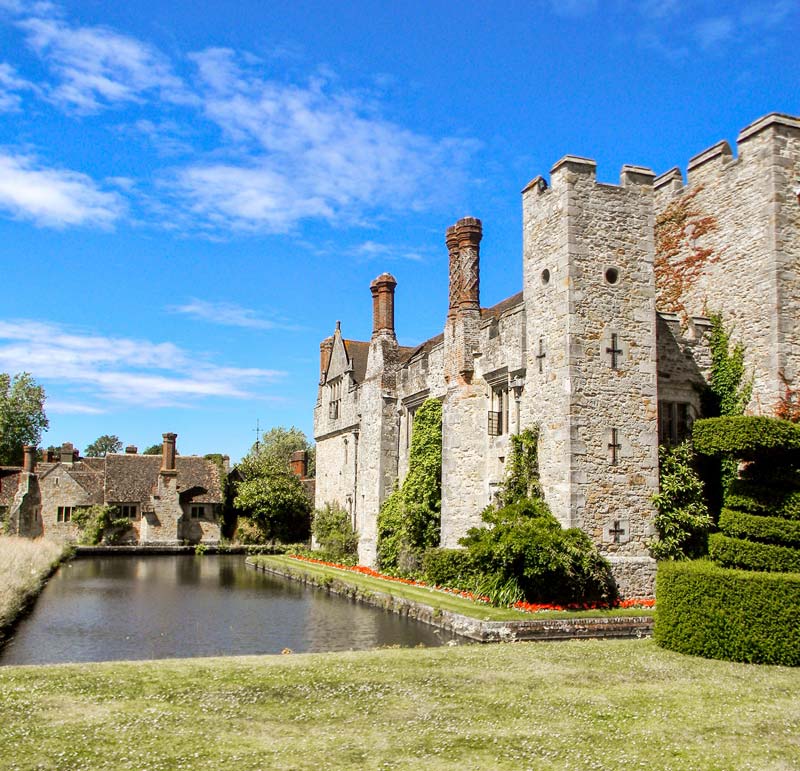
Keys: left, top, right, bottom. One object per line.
{"left": 286, "top": 554, "right": 655, "bottom": 612}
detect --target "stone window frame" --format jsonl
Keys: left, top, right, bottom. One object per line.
{"left": 484, "top": 368, "right": 510, "bottom": 437}
{"left": 401, "top": 389, "right": 430, "bottom": 449}
{"left": 56, "top": 505, "right": 73, "bottom": 523}
{"left": 658, "top": 401, "right": 694, "bottom": 446}
{"left": 117, "top": 504, "right": 138, "bottom": 520}
{"left": 190, "top": 504, "right": 205, "bottom": 519}
{"left": 328, "top": 377, "right": 343, "bottom": 420}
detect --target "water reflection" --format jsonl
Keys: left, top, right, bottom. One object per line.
{"left": 0, "top": 555, "right": 459, "bottom": 665}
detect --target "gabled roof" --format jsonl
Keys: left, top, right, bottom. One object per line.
{"left": 342, "top": 339, "right": 371, "bottom": 384}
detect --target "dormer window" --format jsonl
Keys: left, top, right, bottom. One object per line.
{"left": 328, "top": 377, "right": 342, "bottom": 420}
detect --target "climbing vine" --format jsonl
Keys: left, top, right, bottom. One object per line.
{"left": 654, "top": 185, "right": 719, "bottom": 323}
{"left": 501, "top": 427, "right": 542, "bottom": 505}
{"left": 775, "top": 371, "right": 800, "bottom": 423}
{"left": 707, "top": 312, "right": 752, "bottom": 418}
{"left": 377, "top": 398, "right": 442, "bottom": 574}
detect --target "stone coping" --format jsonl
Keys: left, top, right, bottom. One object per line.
{"left": 249, "top": 558, "right": 654, "bottom": 644}
{"left": 74, "top": 544, "right": 253, "bottom": 556}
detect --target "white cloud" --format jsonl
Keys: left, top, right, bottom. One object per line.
{"left": 171, "top": 48, "right": 477, "bottom": 232}
{"left": 0, "top": 62, "right": 36, "bottom": 111}
{"left": 0, "top": 320, "right": 285, "bottom": 407}
{"left": 352, "top": 240, "right": 426, "bottom": 263}
{"left": 18, "top": 15, "right": 192, "bottom": 112}
{"left": 169, "top": 299, "right": 299, "bottom": 330}
{"left": 0, "top": 152, "right": 124, "bottom": 227}
{"left": 46, "top": 400, "right": 106, "bottom": 415}
{"left": 694, "top": 16, "right": 735, "bottom": 50}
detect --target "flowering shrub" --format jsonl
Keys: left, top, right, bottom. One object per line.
{"left": 287, "top": 554, "right": 654, "bottom": 613}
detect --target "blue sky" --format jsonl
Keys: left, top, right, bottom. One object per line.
{"left": 0, "top": 0, "right": 798, "bottom": 461}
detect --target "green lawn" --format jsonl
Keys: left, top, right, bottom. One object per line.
{"left": 1, "top": 640, "right": 797, "bottom": 770}
{"left": 250, "top": 554, "right": 654, "bottom": 621}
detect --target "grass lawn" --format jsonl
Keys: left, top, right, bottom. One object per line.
{"left": 0, "top": 639, "right": 798, "bottom": 770}
{"left": 250, "top": 555, "right": 653, "bottom": 621}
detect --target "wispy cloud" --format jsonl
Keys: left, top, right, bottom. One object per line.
{"left": 0, "top": 320, "right": 286, "bottom": 407}
{"left": 17, "top": 14, "right": 192, "bottom": 112}
{"left": 46, "top": 400, "right": 106, "bottom": 415}
{"left": 351, "top": 240, "right": 426, "bottom": 263}
{"left": 694, "top": 16, "right": 736, "bottom": 50}
{"left": 170, "top": 47, "right": 477, "bottom": 233}
{"left": 169, "top": 299, "right": 300, "bottom": 330}
{"left": 0, "top": 152, "right": 124, "bottom": 227}
{"left": 0, "top": 62, "right": 37, "bottom": 111}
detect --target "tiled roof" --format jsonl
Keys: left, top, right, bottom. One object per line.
{"left": 342, "top": 339, "right": 371, "bottom": 384}
{"left": 481, "top": 291, "right": 524, "bottom": 320}
{"left": 104, "top": 454, "right": 224, "bottom": 504}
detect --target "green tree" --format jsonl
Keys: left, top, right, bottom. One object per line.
{"left": 253, "top": 426, "right": 315, "bottom": 476}
{"left": 0, "top": 372, "right": 48, "bottom": 466}
{"left": 233, "top": 452, "right": 311, "bottom": 543}
{"left": 142, "top": 444, "right": 162, "bottom": 455}
{"left": 84, "top": 434, "right": 123, "bottom": 457}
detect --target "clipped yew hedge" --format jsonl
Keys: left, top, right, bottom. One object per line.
{"left": 692, "top": 416, "right": 800, "bottom": 458}
{"left": 725, "top": 480, "right": 800, "bottom": 519}
{"left": 655, "top": 559, "right": 800, "bottom": 666}
{"left": 718, "top": 508, "right": 800, "bottom": 547}
{"left": 708, "top": 533, "right": 800, "bottom": 573}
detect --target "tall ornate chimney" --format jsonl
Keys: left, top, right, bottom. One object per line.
{"left": 23, "top": 445, "right": 37, "bottom": 473}
{"left": 370, "top": 272, "right": 397, "bottom": 339}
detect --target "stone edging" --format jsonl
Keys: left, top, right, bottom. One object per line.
{"left": 248, "top": 558, "right": 654, "bottom": 643}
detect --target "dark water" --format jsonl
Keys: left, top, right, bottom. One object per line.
{"left": 0, "top": 555, "right": 459, "bottom": 665}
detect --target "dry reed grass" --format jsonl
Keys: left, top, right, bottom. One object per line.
{"left": 0, "top": 536, "right": 67, "bottom": 632}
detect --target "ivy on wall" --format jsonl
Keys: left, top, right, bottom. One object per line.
{"left": 501, "top": 427, "right": 542, "bottom": 505}
{"left": 376, "top": 399, "right": 442, "bottom": 574}
{"left": 654, "top": 185, "right": 719, "bottom": 322}
{"left": 707, "top": 312, "right": 752, "bottom": 418}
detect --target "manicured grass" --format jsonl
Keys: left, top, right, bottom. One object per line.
{"left": 251, "top": 554, "right": 653, "bottom": 620}
{"left": 0, "top": 537, "right": 69, "bottom": 637}
{"left": 1, "top": 640, "right": 798, "bottom": 770}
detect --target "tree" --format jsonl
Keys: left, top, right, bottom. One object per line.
{"left": 253, "top": 426, "right": 315, "bottom": 477}
{"left": 233, "top": 451, "right": 311, "bottom": 543}
{"left": 142, "top": 444, "right": 162, "bottom": 455}
{"left": 0, "top": 372, "right": 48, "bottom": 466}
{"left": 84, "top": 434, "right": 123, "bottom": 457}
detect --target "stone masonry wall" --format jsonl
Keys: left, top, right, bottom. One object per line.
{"left": 653, "top": 114, "right": 800, "bottom": 415}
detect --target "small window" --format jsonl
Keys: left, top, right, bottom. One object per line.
{"left": 604, "top": 267, "right": 620, "bottom": 285}
{"left": 118, "top": 504, "right": 138, "bottom": 519}
{"left": 658, "top": 401, "right": 693, "bottom": 446}
{"left": 541, "top": 268, "right": 551, "bottom": 285}
{"left": 57, "top": 506, "right": 73, "bottom": 523}
{"left": 328, "top": 378, "right": 342, "bottom": 420}
{"left": 190, "top": 505, "right": 205, "bottom": 519}
{"left": 488, "top": 384, "right": 510, "bottom": 436}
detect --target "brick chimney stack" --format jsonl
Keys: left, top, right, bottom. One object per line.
{"left": 23, "top": 445, "right": 37, "bottom": 473}
{"left": 319, "top": 336, "right": 334, "bottom": 384}
{"left": 446, "top": 225, "right": 461, "bottom": 318}
{"left": 59, "top": 442, "right": 75, "bottom": 464}
{"left": 160, "top": 433, "right": 177, "bottom": 474}
{"left": 289, "top": 450, "right": 308, "bottom": 478}
{"left": 456, "top": 217, "right": 482, "bottom": 311}
{"left": 370, "top": 272, "right": 397, "bottom": 339}
{"left": 125, "top": 445, "right": 138, "bottom": 454}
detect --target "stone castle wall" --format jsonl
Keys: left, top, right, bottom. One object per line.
{"left": 653, "top": 113, "right": 800, "bottom": 414}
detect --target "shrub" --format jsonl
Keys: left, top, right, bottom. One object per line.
{"left": 718, "top": 508, "right": 800, "bottom": 548}
{"left": 377, "top": 399, "right": 442, "bottom": 574}
{"left": 312, "top": 503, "right": 358, "bottom": 564}
{"left": 72, "top": 505, "right": 131, "bottom": 545}
{"left": 501, "top": 428, "right": 542, "bottom": 505}
{"left": 708, "top": 532, "right": 800, "bottom": 573}
{"left": 421, "top": 547, "right": 479, "bottom": 589}
{"left": 693, "top": 416, "right": 800, "bottom": 459}
{"left": 655, "top": 559, "right": 800, "bottom": 666}
{"left": 459, "top": 499, "right": 615, "bottom": 605}
{"left": 649, "top": 442, "right": 712, "bottom": 560}
{"left": 725, "top": 480, "right": 800, "bottom": 519}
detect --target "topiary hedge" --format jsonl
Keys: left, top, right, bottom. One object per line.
{"left": 718, "top": 508, "right": 800, "bottom": 548}
{"left": 655, "top": 559, "right": 800, "bottom": 666}
{"left": 693, "top": 416, "right": 800, "bottom": 459}
{"left": 708, "top": 532, "right": 800, "bottom": 573}
{"left": 725, "top": 480, "right": 800, "bottom": 519}
{"left": 421, "top": 547, "right": 478, "bottom": 589}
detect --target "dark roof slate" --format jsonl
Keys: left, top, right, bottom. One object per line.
{"left": 343, "top": 339, "right": 371, "bottom": 384}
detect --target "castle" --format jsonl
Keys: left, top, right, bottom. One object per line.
{"left": 313, "top": 112, "right": 800, "bottom": 597}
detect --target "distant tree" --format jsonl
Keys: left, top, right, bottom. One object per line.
{"left": 84, "top": 434, "right": 123, "bottom": 457}
{"left": 0, "top": 372, "right": 48, "bottom": 465}
{"left": 233, "top": 451, "right": 311, "bottom": 544}
{"left": 253, "top": 426, "right": 315, "bottom": 477}
{"left": 142, "top": 444, "right": 162, "bottom": 455}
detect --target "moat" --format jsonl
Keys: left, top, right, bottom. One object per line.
{"left": 0, "top": 554, "right": 459, "bottom": 665}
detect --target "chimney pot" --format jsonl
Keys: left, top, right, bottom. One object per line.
{"left": 59, "top": 442, "right": 75, "bottom": 464}
{"left": 23, "top": 445, "right": 37, "bottom": 473}
{"left": 370, "top": 272, "right": 397, "bottom": 339}
{"left": 125, "top": 445, "right": 138, "bottom": 454}
{"left": 319, "top": 336, "right": 334, "bottom": 383}
{"left": 289, "top": 450, "right": 308, "bottom": 478}
{"left": 161, "top": 433, "right": 177, "bottom": 473}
